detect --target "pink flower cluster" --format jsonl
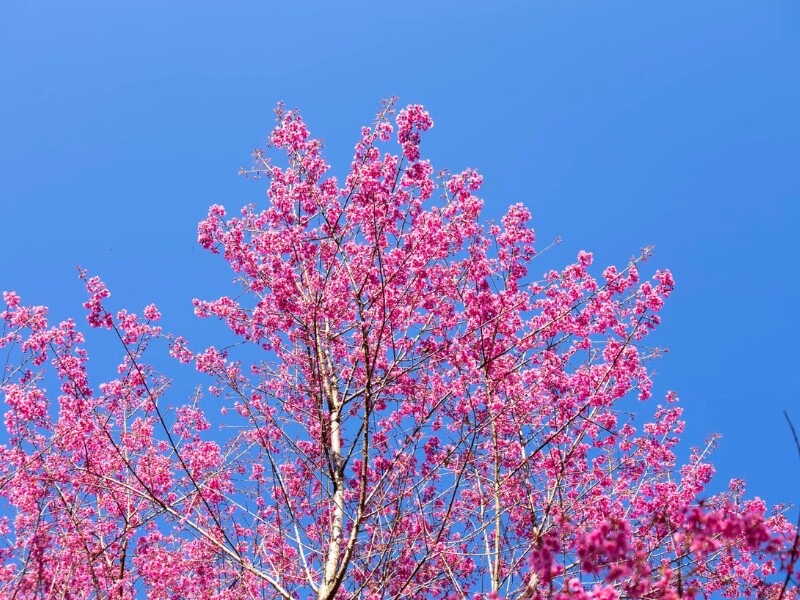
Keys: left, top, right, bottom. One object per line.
{"left": 396, "top": 103, "right": 433, "bottom": 161}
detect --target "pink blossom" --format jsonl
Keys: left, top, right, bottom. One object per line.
{"left": 0, "top": 100, "right": 794, "bottom": 600}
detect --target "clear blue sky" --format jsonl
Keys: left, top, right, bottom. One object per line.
{"left": 2, "top": 1, "right": 798, "bottom": 514}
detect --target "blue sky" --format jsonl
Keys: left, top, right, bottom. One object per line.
{"left": 1, "top": 0, "right": 798, "bottom": 517}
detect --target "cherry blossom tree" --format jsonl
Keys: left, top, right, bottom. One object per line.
{"left": 0, "top": 99, "right": 797, "bottom": 599}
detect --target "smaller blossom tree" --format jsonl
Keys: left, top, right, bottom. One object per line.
{"left": 0, "top": 99, "right": 797, "bottom": 599}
